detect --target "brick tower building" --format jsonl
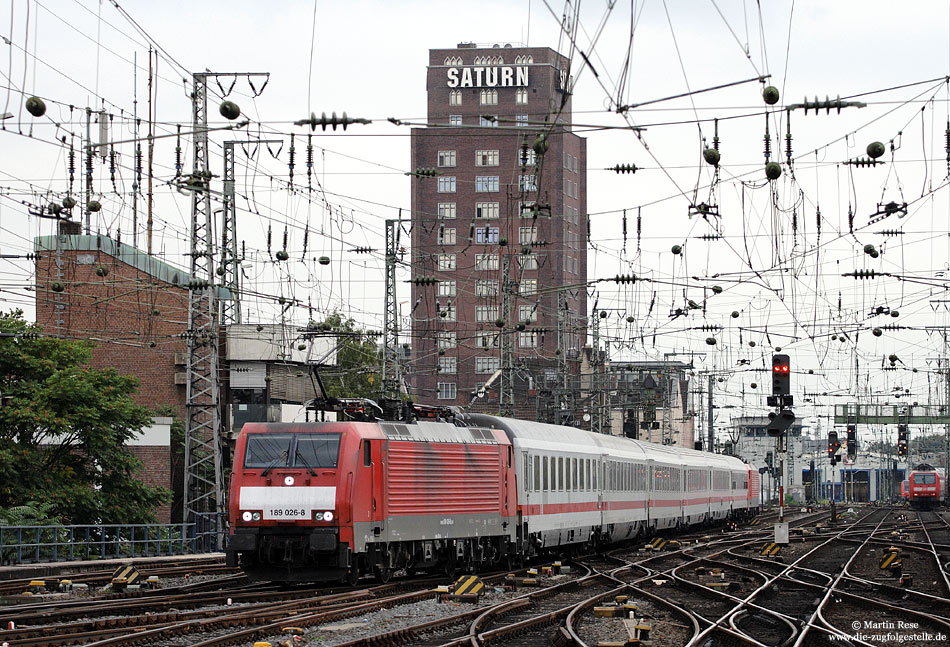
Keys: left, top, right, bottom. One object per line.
{"left": 410, "top": 44, "right": 587, "bottom": 415}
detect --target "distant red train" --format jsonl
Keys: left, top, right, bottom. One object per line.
{"left": 907, "top": 464, "right": 945, "bottom": 510}
{"left": 226, "top": 413, "right": 761, "bottom": 583}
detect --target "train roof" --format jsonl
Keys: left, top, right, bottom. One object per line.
{"left": 382, "top": 420, "right": 507, "bottom": 445}
{"left": 466, "top": 414, "right": 748, "bottom": 471}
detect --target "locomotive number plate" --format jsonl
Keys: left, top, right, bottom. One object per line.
{"left": 265, "top": 508, "right": 309, "bottom": 519}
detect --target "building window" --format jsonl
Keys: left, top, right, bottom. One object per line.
{"left": 437, "top": 176, "right": 456, "bottom": 193}
{"left": 438, "top": 202, "right": 456, "bottom": 219}
{"left": 449, "top": 114, "right": 462, "bottom": 126}
{"left": 520, "top": 332, "right": 538, "bottom": 348}
{"left": 520, "top": 202, "right": 537, "bottom": 218}
{"left": 519, "top": 226, "right": 538, "bottom": 244}
{"left": 519, "top": 305, "right": 537, "bottom": 322}
{"left": 475, "top": 356, "right": 501, "bottom": 373}
{"left": 515, "top": 114, "right": 529, "bottom": 127}
{"left": 438, "top": 331, "right": 457, "bottom": 349}
{"left": 520, "top": 175, "right": 537, "bottom": 192}
{"left": 449, "top": 90, "right": 462, "bottom": 106}
{"left": 475, "top": 279, "right": 498, "bottom": 297}
{"left": 475, "top": 176, "right": 499, "bottom": 192}
{"left": 522, "top": 148, "right": 537, "bottom": 166}
{"left": 438, "top": 356, "right": 457, "bottom": 374}
{"left": 515, "top": 54, "right": 534, "bottom": 64}
{"left": 515, "top": 88, "right": 528, "bottom": 104}
{"left": 438, "top": 382, "right": 457, "bottom": 399}
{"left": 480, "top": 89, "right": 498, "bottom": 105}
{"left": 518, "top": 254, "right": 539, "bottom": 270}
{"left": 437, "top": 253, "right": 456, "bottom": 271}
{"left": 437, "top": 279, "right": 456, "bottom": 297}
{"left": 476, "top": 150, "right": 499, "bottom": 166}
{"left": 438, "top": 227, "right": 456, "bottom": 246}
{"left": 475, "top": 305, "right": 499, "bottom": 322}
{"left": 475, "top": 226, "right": 499, "bottom": 244}
{"left": 439, "top": 304, "right": 456, "bottom": 321}
{"left": 480, "top": 115, "right": 498, "bottom": 128}
{"left": 437, "top": 150, "right": 456, "bottom": 167}
{"left": 476, "top": 331, "right": 499, "bottom": 348}
{"left": 519, "top": 278, "right": 538, "bottom": 296}
{"left": 475, "top": 253, "right": 499, "bottom": 270}
{"left": 476, "top": 202, "right": 500, "bottom": 219}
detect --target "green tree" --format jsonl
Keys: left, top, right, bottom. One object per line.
{"left": 0, "top": 311, "right": 170, "bottom": 524}
{"left": 313, "top": 311, "right": 381, "bottom": 400}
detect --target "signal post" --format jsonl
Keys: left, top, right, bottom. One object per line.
{"left": 767, "top": 354, "right": 793, "bottom": 541}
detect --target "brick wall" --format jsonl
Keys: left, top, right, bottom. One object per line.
{"left": 129, "top": 445, "right": 172, "bottom": 523}
{"left": 35, "top": 235, "right": 188, "bottom": 523}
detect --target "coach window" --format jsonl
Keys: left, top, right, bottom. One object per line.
{"left": 543, "top": 456, "right": 549, "bottom": 491}
{"left": 362, "top": 441, "right": 371, "bottom": 467}
{"left": 534, "top": 455, "right": 541, "bottom": 491}
{"left": 558, "top": 457, "right": 564, "bottom": 491}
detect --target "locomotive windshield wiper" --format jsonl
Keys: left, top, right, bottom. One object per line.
{"left": 260, "top": 450, "right": 288, "bottom": 477}
{"left": 294, "top": 449, "right": 318, "bottom": 476}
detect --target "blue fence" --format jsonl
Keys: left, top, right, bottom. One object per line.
{"left": 0, "top": 514, "right": 227, "bottom": 565}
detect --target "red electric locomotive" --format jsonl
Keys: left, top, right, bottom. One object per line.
{"left": 226, "top": 420, "right": 518, "bottom": 583}
{"left": 907, "top": 464, "right": 945, "bottom": 510}
{"left": 227, "top": 407, "right": 760, "bottom": 584}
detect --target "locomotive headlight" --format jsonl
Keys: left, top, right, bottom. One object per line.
{"left": 323, "top": 511, "right": 334, "bottom": 522}
{"left": 251, "top": 511, "right": 262, "bottom": 521}
{"left": 242, "top": 511, "right": 252, "bottom": 522}
{"left": 284, "top": 476, "right": 295, "bottom": 486}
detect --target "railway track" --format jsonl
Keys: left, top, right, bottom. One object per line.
{"left": 3, "top": 508, "right": 947, "bottom": 647}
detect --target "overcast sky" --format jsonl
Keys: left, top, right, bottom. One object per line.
{"left": 3, "top": 1, "right": 950, "bottom": 438}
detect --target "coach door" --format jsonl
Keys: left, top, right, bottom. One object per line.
{"left": 521, "top": 451, "right": 532, "bottom": 526}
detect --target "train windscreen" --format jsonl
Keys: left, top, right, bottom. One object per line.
{"left": 243, "top": 432, "right": 342, "bottom": 469}
{"left": 295, "top": 433, "right": 342, "bottom": 468}
{"left": 244, "top": 434, "right": 293, "bottom": 468}
{"left": 912, "top": 472, "right": 937, "bottom": 485}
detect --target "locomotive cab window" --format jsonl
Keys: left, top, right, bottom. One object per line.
{"left": 296, "top": 433, "right": 342, "bottom": 469}
{"left": 244, "top": 434, "right": 292, "bottom": 469}
{"left": 912, "top": 473, "right": 937, "bottom": 485}
{"left": 243, "top": 433, "right": 342, "bottom": 470}
{"left": 362, "top": 440, "right": 371, "bottom": 467}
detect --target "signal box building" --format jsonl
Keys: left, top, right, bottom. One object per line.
{"left": 410, "top": 44, "right": 587, "bottom": 413}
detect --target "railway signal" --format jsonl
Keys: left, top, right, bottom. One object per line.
{"left": 767, "top": 409, "right": 795, "bottom": 435}
{"left": 771, "top": 354, "right": 791, "bottom": 395}
{"left": 898, "top": 424, "right": 908, "bottom": 457}
{"left": 827, "top": 430, "right": 841, "bottom": 464}
{"left": 846, "top": 424, "right": 857, "bottom": 457}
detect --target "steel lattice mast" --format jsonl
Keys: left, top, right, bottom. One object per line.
{"left": 381, "top": 218, "right": 401, "bottom": 402}
{"left": 183, "top": 72, "right": 223, "bottom": 540}
{"left": 499, "top": 255, "right": 515, "bottom": 417}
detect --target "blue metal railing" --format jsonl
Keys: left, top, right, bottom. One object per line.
{"left": 0, "top": 514, "right": 227, "bottom": 564}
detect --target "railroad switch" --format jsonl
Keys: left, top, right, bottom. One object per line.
{"left": 645, "top": 537, "right": 668, "bottom": 551}
{"left": 441, "top": 575, "right": 484, "bottom": 603}
{"left": 26, "top": 580, "right": 47, "bottom": 594}
{"left": 143, "top": 575, "right": 160, "bottom": 589}
{"left": 879, "top": 547, "right": 902, "bottom": 572}
{"left": 110, "top": 564, "right": 141, "bottom": 591}
{"left": 760, "top": 542, "right": 781, "bottom": 557}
